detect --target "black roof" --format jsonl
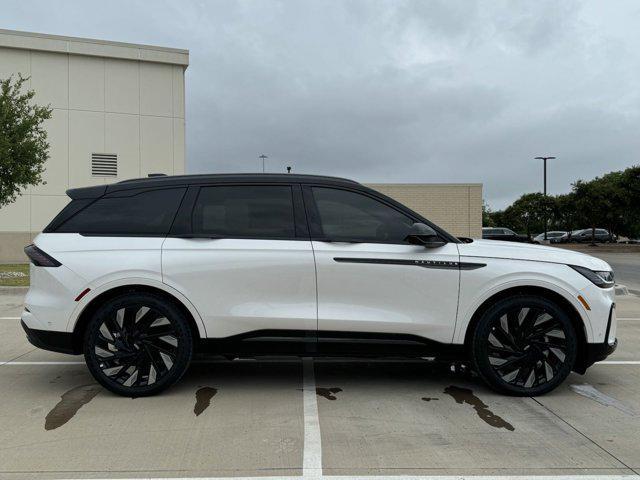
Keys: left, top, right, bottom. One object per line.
{"left": 67, "top": 173, "right": 360, "bottom": 199}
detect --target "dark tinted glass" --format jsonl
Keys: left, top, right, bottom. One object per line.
{"left": 193, "top": 186, "right": 295, "bottom": 238}
{"left": 311, "top": 187, "right": 414, "bottom": 243}
{"left": 56, "top": 188, "right": 186, "bottom": 235}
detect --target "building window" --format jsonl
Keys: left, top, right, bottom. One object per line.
{"left": 91, "top": 153, "right": 118, "bottom": 177}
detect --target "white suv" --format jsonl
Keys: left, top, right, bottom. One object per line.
{"left": 21, "top": 174, "right": 617, "bottom": 397}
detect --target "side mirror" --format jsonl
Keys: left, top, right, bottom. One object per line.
{"left": 404, "top": 223, "right": 447, "bottom": 248}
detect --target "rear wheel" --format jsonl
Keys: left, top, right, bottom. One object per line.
{"left": 471, "top": 295, "right": 577, "bottom": 396}
{"left": 84, "top": 292, "right": 193, "bottom": 397}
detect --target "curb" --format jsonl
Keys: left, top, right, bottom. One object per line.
{"left": 0, "top": 286, "right": 29, "bottom": 294}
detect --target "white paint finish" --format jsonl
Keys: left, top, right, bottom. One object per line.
{"left": 30, "top": 50, "right": 68, "bottom": 108}
{"left": 302, "top": 358, "right": 322, "bottom": 477}
{"left": 140, "top": 61, "right": 173, "bottom": 116}
{"left": 162, "top": 238, "right": 317, "bottom": 337}
{"left": 453, "top": 255, "right": 615, "bottom": 344}
{"left": 105, "top": 58, "right": 140, "bottom": 114}
{"left": 29, "top": 233, "right": 166, "bottom": 332}
{"left": 141, "top": 115, "right": 174, "bottom": 175}
{"left": 22, "top": 263, "right": 87, "bottom": 332}
{"left": 69, "top": 55, "right": 105, "bottom": 111}
{"left": 459, "top": 239, "right": 611, "bottom": 272}
{"left": 313, "top": 241, "right": 460, "bottom": 343}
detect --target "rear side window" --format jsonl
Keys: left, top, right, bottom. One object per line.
{"left": 56, "top": 188, "right": 186, "bottom": 235}
{"left": 192, "top": 185, "right": 295, "bottom": 238}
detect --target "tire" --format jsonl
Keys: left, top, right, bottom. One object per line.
{"left": 470, "top": 295, "right": 577, "bottom": 396}
{"left": 84, "top": 292, "right": 194, "bottom": 397}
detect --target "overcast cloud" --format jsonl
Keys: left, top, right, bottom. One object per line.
{"left": 3, "top": 0, "right": 640, "bottom": 208}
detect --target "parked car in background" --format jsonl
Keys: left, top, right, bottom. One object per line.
{"left": 482, "top": 227, "right": 531, "bottom": 243}
{"left": 570, "top": 229, "right": 616, "bottom": 243}
{"left": 533, "top": 231, "right": 568, "bottom": 244}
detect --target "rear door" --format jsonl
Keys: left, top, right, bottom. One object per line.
{"left": 304, "top": 185, "right": 460, "bottom": 344}
{"left": 162, "top": 184, "right": 317, "bottom": 341}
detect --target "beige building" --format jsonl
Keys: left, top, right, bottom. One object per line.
{"left": 0, "top": 29, "right": 482, "bottom": 263}
{"left": 0, "top": 29, "right": 188, "bottom": 262}
{"left": 368, "top": 183, "right": 483, "bottom": 238}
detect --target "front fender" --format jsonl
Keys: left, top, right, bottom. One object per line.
{"left": 453, "top": 259, "right": 593, "bottom": 344}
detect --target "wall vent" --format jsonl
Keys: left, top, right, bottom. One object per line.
{"left": 91, "top": 153, "right": 118, "bottom": 177}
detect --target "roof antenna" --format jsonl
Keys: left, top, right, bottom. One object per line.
{"left": 286, "top": 166, "right": 292, "bottom": 173}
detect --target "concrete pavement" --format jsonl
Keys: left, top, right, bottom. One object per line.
{"left": 0, "top": 287, "right": 639, "bottom": 478}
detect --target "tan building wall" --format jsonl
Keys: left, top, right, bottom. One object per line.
{"left": 367, "top": 183, "right": 483, "bottom": 238}
{"left": 0, "top": 29, "right": 188, "bottom": 263}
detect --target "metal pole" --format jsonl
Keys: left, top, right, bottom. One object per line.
{"left": 259, "top": 154, "right": 268, "bottom": 173}
{"left": 543, "top": 158, "right": 547, "bottom": 240}
{"left": 535, "top": 156, "right": 556, "bottom": 242}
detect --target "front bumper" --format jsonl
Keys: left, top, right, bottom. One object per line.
{"left": 574, "top": 304, "right": 617, "bottom": 374}
{"left": 21, "top": 320, "right": 77, "bottom": 355}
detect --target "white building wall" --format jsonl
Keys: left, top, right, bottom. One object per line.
{"left": 0, "top": 30, "right": 188, "bottom": 262}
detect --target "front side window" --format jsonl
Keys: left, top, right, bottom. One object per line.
{"left": 56, "top": 188, "right": 186, "bottom": 235}
{"left": 311, "top": 187, "right": 414, "bottom": 243}
{"left": 192, "top": 185, "right": 295, "bottom": 238}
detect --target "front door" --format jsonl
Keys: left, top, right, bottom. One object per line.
{"left": 304, "top": 186, "right": 460, "bottom": 344}
{"left": 162, "top": 184, "right": 317, "bottom": 341}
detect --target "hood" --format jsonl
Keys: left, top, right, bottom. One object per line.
{"left": 458, "top": 239, "right": 611, "bottom": 271}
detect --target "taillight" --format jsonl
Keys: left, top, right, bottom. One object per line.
{"left": 24, "top": 244, "right": 61, "bottom": 267}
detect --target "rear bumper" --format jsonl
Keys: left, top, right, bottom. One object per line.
{"left": 21, "top": 320, "right": 77, "bottom": 355}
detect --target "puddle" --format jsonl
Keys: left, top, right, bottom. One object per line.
{"left": 45, "top": 384, "right": 101, "bottom": 431}
{"left": 194, "top": 387, "right": 218, "bottom": 416}
{"left": 444, "top": 385, "right": 514, "bottom": 431}
{"left": 570, "top": 384, "right": 636, "bottom": 416}
{"left": 316, "top": 387, "right": 342, "bottom": 400}
{"left": 421, "top": 397, "right": 439, "bottom": 402}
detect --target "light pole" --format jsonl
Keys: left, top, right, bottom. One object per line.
{"left": 535, "top": 156, "right": 556, "bottom": 241}
{"left": 259, "top": 154, "right": 268, "bottom": 173}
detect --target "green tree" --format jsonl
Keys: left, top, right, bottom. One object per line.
{"left": 482, "top": 200, "right": 495, "bottom": 227}
{"left": 0, "top": 75, "right": 52, "bottom": 208}
{"left": 502, "top": 192, "right": 556, "bottom": 237}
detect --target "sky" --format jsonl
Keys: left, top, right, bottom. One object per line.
{"left": 3, "top": 0, "right": 640, "bottom": 209}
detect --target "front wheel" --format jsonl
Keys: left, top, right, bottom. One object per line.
{"left": 84, "top": 292, "right": 193, "bottom": 397}
{"left": 471, "top": 295, "right": 577, "bottom": 396}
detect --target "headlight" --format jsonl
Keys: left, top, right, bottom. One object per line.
{"left": 570, "top": 265, "right": 615, "bottom": 288}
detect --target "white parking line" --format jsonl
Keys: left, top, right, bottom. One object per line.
{"left": 302, "top": 356, "right": 323, "bottom": 478}
{"left": 55, "top": 474, "right": 640, "bottom": 479}
{"left": 0, "top": 316, "right": 20, "bottom": 320}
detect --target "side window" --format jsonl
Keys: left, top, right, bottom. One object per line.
{"left": 56, "top": 188, "right": 186, "bottom": 235}
{"left": 192, "top": 185, "right": 295, "bottom": 238}
{"left": 311, "top": 187, "right": 414, "bottom": 243}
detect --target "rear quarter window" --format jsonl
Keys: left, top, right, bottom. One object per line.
{"left": 54, "top": 188, "right": 186, "bottom": 235}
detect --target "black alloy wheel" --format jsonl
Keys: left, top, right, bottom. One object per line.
{"left": 471, "top": 295, "right": 577, "bottom": 396}
{"left": 84, "top": 292, "right": 193, "bottom": 396}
